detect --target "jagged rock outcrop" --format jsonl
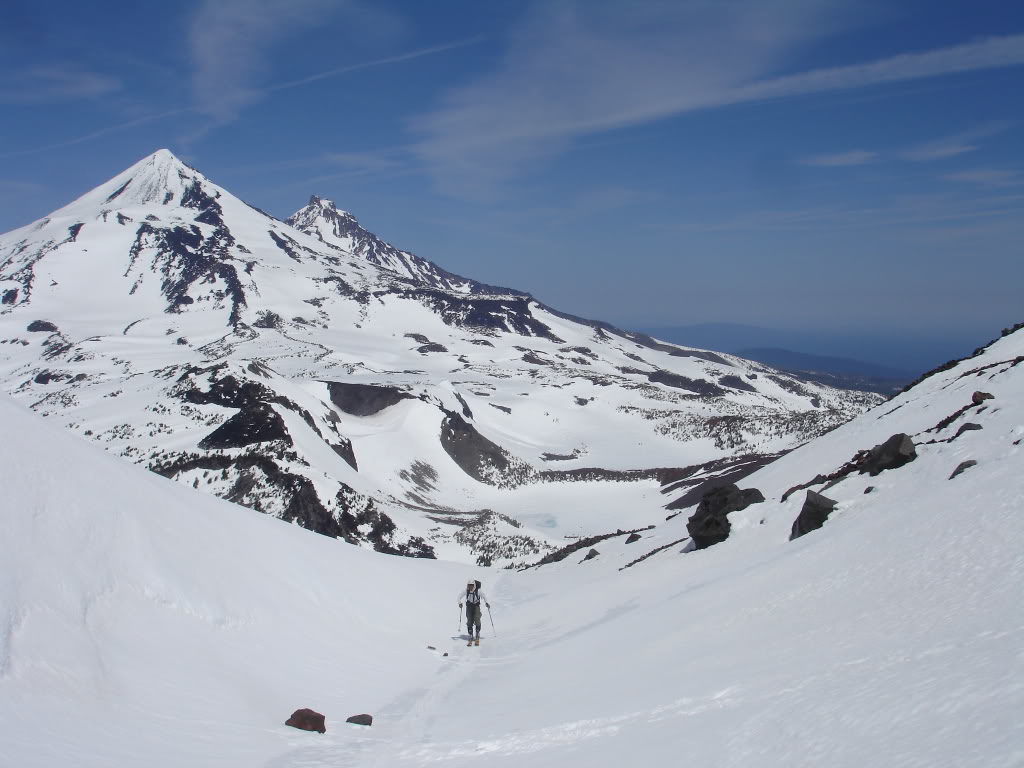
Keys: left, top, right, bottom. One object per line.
{"left": 949, "top": 460, "right": 977, "bottom": 480}
{"left": 686, "top": 484, "right": 765, "bottom": 549}
{"left": 857, "top": 433, "right": 917, "bottom": 476}
{"left": 326, "top": 381, "right": 414, "bottom": 416}
{"left": 953, "top": 423, "right": 983, "bottom": 440}
{"left": 440, "top": 412, "right": 534, "bottom": 487}
{"left": 790, "top": 490, "right": 838, "bottom": 540}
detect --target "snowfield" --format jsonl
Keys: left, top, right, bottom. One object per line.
{"left": 2, "top": 325, "right": 1021, "bottom": 766}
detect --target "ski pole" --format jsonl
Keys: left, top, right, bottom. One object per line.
{"left": 456, "top": 604, "right": 463, "bottom": 633}
{"left": 486, "top": 604, "right": 496, "bottom": 637}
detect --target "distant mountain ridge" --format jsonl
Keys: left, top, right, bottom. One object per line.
{"left": 732, "top": 348, "right": 912, "bottom": 395}
{"left": 640, "top": 322, "right": 984, "bottom": 379}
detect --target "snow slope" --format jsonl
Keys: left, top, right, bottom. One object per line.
{"left": 2, "top": 325, "right": 1020, "bottom": 766}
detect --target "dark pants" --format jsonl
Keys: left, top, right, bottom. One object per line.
{"left": 466, "top": 603, "right": 481, "bottom": 637}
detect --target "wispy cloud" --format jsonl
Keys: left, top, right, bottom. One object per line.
{"left": 680, "top": 191, "right": 1024, "bottom": 234}
{"left": 944, "top": 168, "right": 1023, "bottom": 187}
{"left": 4, "top": 32, "right": 476, "bottom": 160}
{"left": 188, "top": 0, "right": 342, "bottom": 122}
{"left": 0, "top": 108, "right": 191, "bottom": 160}
{"left": 902, "top": 122, "right": 1011, "bottom": 162}
{"left": 800, "top": 150, "right": 878, "bottom": 167}
{"left": 797, "top": 121, "right": 1013, "bottom": 171}
{"left": 267, "top": 38, "right": 485, "bottom": 93}
{"left": 323, "top": 149, "right": 408, "bottom": 174}
{"left": 188, "top": 0, "right": 467, "bottom": 125}
{"left": 411, "top": 0, "right": 1024, "bottom": 197}
{"left": 0, "top": 67, "right": 121, "bottom": 104}
{"left": 724, "top": 34, "right": 1024, "bottom": 105}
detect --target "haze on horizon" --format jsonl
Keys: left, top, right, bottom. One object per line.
{"left": 1, "top": 0, "right": 1021, "bottom": 372}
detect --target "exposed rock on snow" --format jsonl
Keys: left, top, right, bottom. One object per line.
{"left": 439, "top": 412, "right": 534, "bottom": 488}
{"left": 529, "top": 526, "right": 655, "bottom": 568}
{"left": 285, "top": 709, "right": 326, "bottom": 734}
{"left": 783, "top": 433, "right": 917, "bottom": 501}
{"left": 953, "top": 422, "right": 983, "bottom": 439}
{"left": 790, "top": 490, "right": 839, "bottom": 540}
{"left": 949, "top": 460, "right": 978, "bottom": 480}
{"left": 325, "top": 381, "right": 414, "bottom": 416}
{"left": 686, "top": 483, "right": 765, "bottom": 549}
{"left": 198, "top": 404, "right": 290, "bottom": 450}
{"left": 857, "top": 433, "right": 917, "bottom": 476}
{"left": 345, "top": 714, "right": 373, "bottom": 727}
{"left": 663, "top": 454, "right": 779, "bottom": 510}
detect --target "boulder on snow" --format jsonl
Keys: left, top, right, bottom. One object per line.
{"left": 581, "top": 548, "right": 600, "bottom": 562}
{"left": 949, "top": 460, "right": 977, "bottom": 480}
{"left": 625, "top": 533, "right": 642, "bottom": 544}
{"left": 790, "top": 490, "right": 838, "bottom": 540}
{"left": 285, "top": 708, "right": 326, "bottom": 733}
{"left": 953, "top": 423, "right": 983, "bottom": 439}
{"left": 972, "top": 391, "right": 994, "bottom": 405}
{"left": 856, "top": 433, "right": 916, "bottom": 476}
{"left": 686, "top": 483, "right": 765, "bottom": 550}
{"left": 346, "top": 713, "right": 373, "bottom": 726}
{"left": 27, "top": 320, "right": 58, "bottom": 333}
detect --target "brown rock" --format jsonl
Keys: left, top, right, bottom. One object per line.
{"left": 286, "top": 708, "right": 326, "bottom": 734}
{"left": 949, "top": 460, "right": 977, "bottom": 480}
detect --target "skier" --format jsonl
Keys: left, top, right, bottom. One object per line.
{"left": 458, "top": 580, "right": 490, "bottom": 646}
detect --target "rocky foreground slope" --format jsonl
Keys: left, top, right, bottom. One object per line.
{"left": 0, "top": 150, "right": 878, "bottom": 563}
{"left": 531, "top": 321, "right": 1023, "bottom": 570}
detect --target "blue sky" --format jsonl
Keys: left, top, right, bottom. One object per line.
{"left": 2, "top": 0, "right": 1022, "bottom": 369}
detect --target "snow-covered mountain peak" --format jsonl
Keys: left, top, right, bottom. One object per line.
{"left": 64, "top": 147, "right": 215, "bottom": 214}
{"left": 286, "top": 194, "right": 484, "bottom": 292}
{"left": 289, "top": 195, "right": 361, "bottom": 234}
{"left": 298, "top": 194, "right": 355, "bottom": 222}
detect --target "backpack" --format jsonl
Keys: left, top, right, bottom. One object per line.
{"left": 466, "top": 580, "right": 483, "bottom": 604}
